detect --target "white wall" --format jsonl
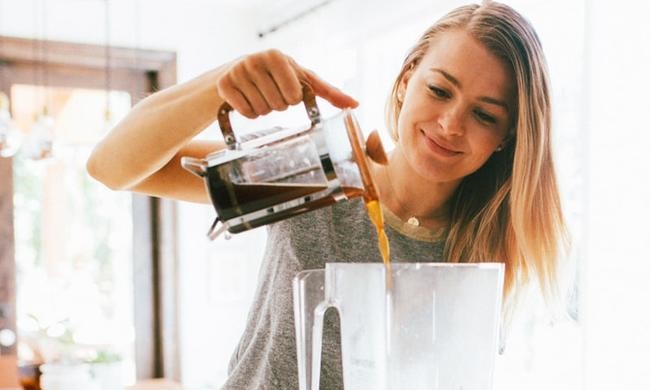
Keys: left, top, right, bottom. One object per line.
{"left": 583, "top": 1, "right": 650, "bottom": 389}
{"left": 0, "top": 0, "right": 262, "bottom": 80}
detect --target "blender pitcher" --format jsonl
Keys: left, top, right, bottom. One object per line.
{"left": 181, "top": 84, "right": 386, "bottom": 239}
{"left": 293, "top": 263, "right": 505, "bottom": 390}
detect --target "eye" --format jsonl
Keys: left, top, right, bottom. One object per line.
{"left": 474, "top": 109, "right": 497, "bottom": 125}
{"left": 427, "top": 84, "right": 450, "bottom": 99}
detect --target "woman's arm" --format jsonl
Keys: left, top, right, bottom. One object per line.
{"left": 87, "top": 50, "right": 357, "bottom": 203}
{"left": 86, "top": 67, "right": 225, "bottom": 202}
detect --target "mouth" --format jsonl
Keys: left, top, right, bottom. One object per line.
{"left": 420, "top": 130, "right": 462, "bottom": 157}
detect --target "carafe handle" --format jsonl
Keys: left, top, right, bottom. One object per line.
{"left": 217, "top": 82, "right": 321, "bottom": 150}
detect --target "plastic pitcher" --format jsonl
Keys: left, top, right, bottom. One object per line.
{"left": 293, "top": 263, "right": 505, "bottom": 390}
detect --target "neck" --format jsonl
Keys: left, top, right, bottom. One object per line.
{"left": 373, "top": 146, "right": 459, "bottom": 228}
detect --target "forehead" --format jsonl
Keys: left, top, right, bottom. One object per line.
{"left": 416, "top": 29, "right": 514, "bottom": 99}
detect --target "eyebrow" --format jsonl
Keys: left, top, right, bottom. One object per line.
{"left": 429, "top": 68, "right": 510, "bottom": 112}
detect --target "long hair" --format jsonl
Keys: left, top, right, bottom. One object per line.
{"left": 386, "top": 1, "right": 569, "bottom": 313}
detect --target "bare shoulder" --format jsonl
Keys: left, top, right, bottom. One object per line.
{"left": 131, "top": 140, "right": 224, "bottom": 204}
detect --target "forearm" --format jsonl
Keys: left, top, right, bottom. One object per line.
{"left": 87, "top": 66, "right": 225, "bottom": 190}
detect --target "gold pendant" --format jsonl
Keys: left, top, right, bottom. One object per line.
{"left": 407, "top": 216, "right": 420, "bottom": 227}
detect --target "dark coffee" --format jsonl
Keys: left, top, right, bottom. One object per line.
{"left": 206, "top": 167, "right": 326, "bottom": 219}
{"left": 206, "top": 165, "right": 364, "bottom": 230}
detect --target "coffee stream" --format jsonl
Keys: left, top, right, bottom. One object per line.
{"left": 365, "top": 199, "right": 392, "bottom": 287}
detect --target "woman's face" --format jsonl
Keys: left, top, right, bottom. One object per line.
{"left": 396, "top": 29, "right": 515, "bottom": 184}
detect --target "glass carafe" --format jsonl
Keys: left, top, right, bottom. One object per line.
{"left": 293, "top": 263, "right": 505, "bottom": 390}
{"left": 182, "top": 85, "right": 386, "bottom": 239}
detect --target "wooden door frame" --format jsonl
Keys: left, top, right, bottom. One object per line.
{"left": 0, "top": 35, "right": 179, "bottom": 381}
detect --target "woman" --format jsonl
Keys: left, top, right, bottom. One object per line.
{"left": 87, "top": 1, "right": 567, "bottom": 388}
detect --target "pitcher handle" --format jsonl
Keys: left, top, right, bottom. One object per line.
{"left": 293, "top": 270, "right": 328, "bottom": 390}
{"left": 310, "top": 300, "right": 336, "bottom": 390}
{"left": 217, "top": 82, "right": 321, "bottom": 150}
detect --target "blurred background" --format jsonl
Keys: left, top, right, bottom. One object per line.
{"left": 0, "top": 0, "right": 648, "bottom": 389}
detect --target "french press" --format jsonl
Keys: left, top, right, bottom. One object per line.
{"left": 181, "top": 84, "right": 387, "bottom": 239}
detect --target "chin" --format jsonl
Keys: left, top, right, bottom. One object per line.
{"left": 410, "top": 157, "right": 464, "bottom": 184}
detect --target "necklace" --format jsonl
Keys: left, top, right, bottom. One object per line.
{"left": 382, "top": 165, "right": 422, "bottom": 226}
{"left": 381, "top": 165, "right": 449, "bottom": 228}
{"left": 406, "top": 216, "right": 420, "bottom": 227}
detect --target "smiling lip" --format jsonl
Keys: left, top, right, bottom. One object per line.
{"left": 421, "top": 130, "right": 462, "bottom": 157}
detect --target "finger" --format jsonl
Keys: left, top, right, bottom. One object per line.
{"left": 245, "top": 64, "right": 289, "bottom": 111}
{"left": 227, "top": 88, "right": 257, "bottom": 119}
{"left": 230, "top": 67, "right": 272, "bottom": 115}
{"left": 217, "top": 77, "right": 256, "bottom": 118}
{"left": 267, "top": 54, "right": 303, "bottom": 105}
{"left": 303, "top": 69, "right": 359, "bottom": 109}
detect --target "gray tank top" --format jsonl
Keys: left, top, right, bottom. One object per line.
{"left": 221, "top": 198, "right": 446, "bottom": 389}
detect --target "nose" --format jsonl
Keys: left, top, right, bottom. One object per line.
{"left": 437, "top": 105, "right": 464, "bottom": 136}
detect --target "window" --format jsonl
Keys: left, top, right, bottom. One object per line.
{"left": 12, "top": 84, "right": 137, "bottom": 385}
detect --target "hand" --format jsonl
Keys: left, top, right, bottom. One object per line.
{"left": 216, "top": 49, "right": 358, "bottom": 119}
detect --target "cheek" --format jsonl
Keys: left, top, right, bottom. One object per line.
{"left": 395, "top": 107, "right": 414, "bottom": 141}
{"left": 467, "top": 132, "right": 503, "bottom": 161}
{"left": 395, "top": 101, "right": 429, "bottom": 139}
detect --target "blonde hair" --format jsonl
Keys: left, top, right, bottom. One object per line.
{"left": 386, "top": 1, "right": 569, "bottom": 312}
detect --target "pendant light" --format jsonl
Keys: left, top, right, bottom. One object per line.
{"left": 0, "top": 93, "right": 23, "bottom": 158}
{"left": 103, "top": 0, "right": 115, "bottom": 133}
{"left": 24, "top": 0, "right": 54, "bottom": 160}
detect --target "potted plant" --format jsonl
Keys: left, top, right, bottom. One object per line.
{"left": 87, "top": 349, "right": 124, "bottom": 390}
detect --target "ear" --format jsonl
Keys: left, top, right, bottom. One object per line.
{"left": 495, "top": 134, "right": 514, "bottom": 152}
{"left": 397, "top": 64, "right": 416, "bottom": 101}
